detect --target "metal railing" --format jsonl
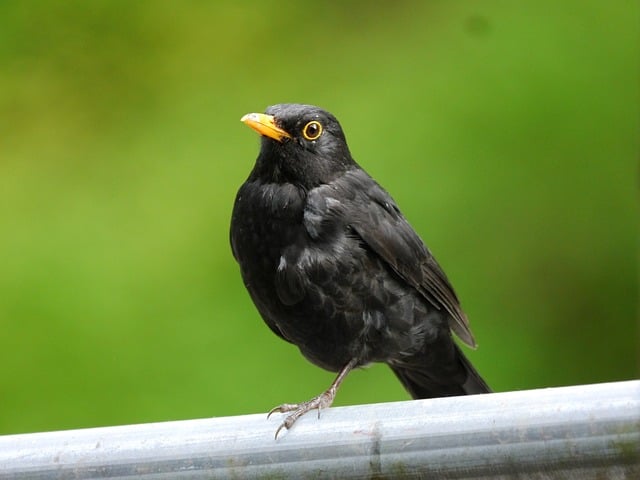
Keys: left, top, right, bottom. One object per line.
{"left": 1, "top": 380, "right": 638, "bottom": 479}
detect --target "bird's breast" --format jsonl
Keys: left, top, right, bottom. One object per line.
{"left": 231, "top": 180, "right": 305, "bottom": 273}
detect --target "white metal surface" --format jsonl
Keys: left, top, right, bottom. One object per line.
{"left": 1, "top": 380, "right": 638, "bottom": 479}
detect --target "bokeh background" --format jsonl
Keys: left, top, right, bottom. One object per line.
{"left": 1, "top": 1, "right": 637, "bottom": 435}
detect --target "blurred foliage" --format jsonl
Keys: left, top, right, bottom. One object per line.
{"left": 0, "top": 1, "right": 637, "bottom": 434}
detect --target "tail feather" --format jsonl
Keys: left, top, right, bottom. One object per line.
{"left": 458, "top": 343, "right": 491, "bottom": 395}
{"left": 390, "top": 343, "right": 491, "bottom": 399}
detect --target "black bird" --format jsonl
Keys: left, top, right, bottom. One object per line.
{"left": 231, "top": 104, "right": 490, "bottom": 438}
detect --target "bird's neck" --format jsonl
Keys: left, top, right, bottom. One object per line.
{"left": 249, "top": 146, "right": 356, "bottom": 190}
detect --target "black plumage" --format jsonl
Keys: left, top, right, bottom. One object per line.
{"left": 231, "top": 104, "right": 490, "bottom": 437}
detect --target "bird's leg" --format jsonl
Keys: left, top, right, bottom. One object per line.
{"left": 268, "top": 358, "right": 358, "bottom": 439}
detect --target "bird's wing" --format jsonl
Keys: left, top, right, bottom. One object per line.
{"left": 331, "top": 169, "right": 477, "bottom": 347}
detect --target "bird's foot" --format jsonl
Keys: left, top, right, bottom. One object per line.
{"left": 267, "top": 387, "right": 337, "bottom": 439}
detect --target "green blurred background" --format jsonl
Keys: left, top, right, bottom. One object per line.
{"left": 0, "top": 1, "right": 637, "bottom": 435}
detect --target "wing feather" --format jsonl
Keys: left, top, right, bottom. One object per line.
{"left": 334, "top": 169, "right": 477, "bottom": 347}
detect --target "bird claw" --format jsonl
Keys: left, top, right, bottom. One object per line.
{"left": 273, "top": 421, "right": 288, "bottom": 440}
{"left": 267, "top": 403, "right": 299, "bottom": 419}
{"left": 267, "top": 390, "right": 335, "bottom": 439}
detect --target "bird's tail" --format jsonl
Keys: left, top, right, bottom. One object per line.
{"left": 389, "top": 343, "right": 491, "bottom": 399}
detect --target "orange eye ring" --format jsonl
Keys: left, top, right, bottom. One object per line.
{"left": 302, "top": 121, "right": 323, "bottom": 140}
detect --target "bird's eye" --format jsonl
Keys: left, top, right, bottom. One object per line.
{"left": 302, "top": 121, "right": 323, "bottom": 141}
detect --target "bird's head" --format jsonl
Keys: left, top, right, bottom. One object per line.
{"left": 241, "top": 104, "right": 356, "bottom": 188}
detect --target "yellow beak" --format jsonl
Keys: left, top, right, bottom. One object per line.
{"left": 240, "top": 112, "right": 291, "bottom": 142}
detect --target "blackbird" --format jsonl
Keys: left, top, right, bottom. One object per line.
{"left": 231, "top": 104, "right": 490, "bottom": 438}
